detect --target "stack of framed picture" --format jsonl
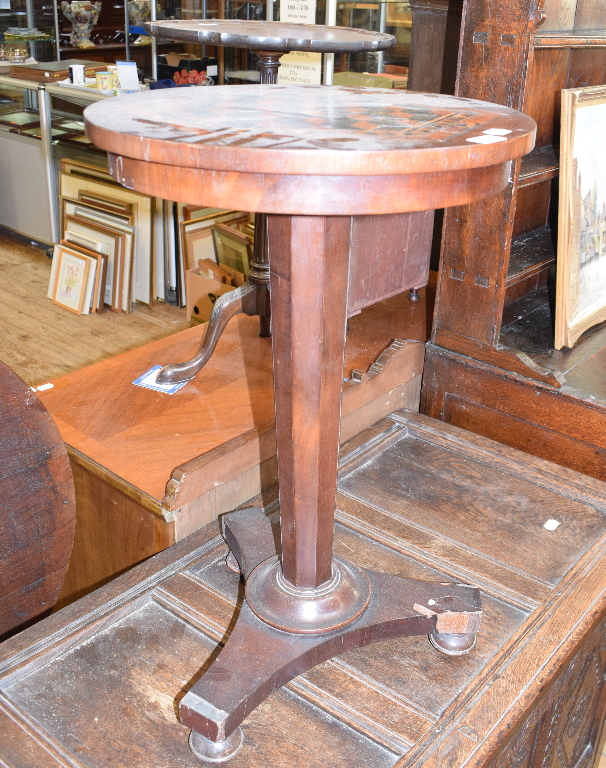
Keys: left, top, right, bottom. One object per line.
{"left": 176, "top": 205, "right": 251, "bottom": 306}
{"left": 212, "top": 217, "right": 254, "bottom": 278}
{"left": 47, "top": 242, "right": 108, "bottom": 315}
{"left": 52, "top": 159, "right": 152, "bottom": 314}
{"left": 47, "top": 159, "right": 253, "bottom": 315}
{"left": 177, "top": 207, "right": 250, "bottom": 269}
{"left": 180, "top": 210, "right": 253, "bottom": 324}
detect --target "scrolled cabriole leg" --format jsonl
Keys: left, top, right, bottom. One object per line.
{"left": 156, "top": 282, "right": 257, "bottom": 385}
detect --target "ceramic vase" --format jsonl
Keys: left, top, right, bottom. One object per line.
{"left": 128, "top": 0, "right": 151, "bottom": 44}
{"left": 61, "top": 1, "right": 102, "bottom": 48}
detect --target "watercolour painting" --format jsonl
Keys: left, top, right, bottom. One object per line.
{"left": 52, "top": 247, "right": 91, "bottom": 314}
{"left": 555, "top": 85, "right": 606, "bottom": 349}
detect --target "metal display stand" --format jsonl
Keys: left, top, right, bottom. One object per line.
{"left": 37, "top": 84, "right": 59, "bottom": 243}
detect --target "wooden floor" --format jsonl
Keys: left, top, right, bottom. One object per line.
{"left": 0, "top": 229, "right": 190, "bottom": 385}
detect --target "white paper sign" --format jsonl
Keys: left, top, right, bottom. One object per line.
{"left": 282, "top": 0, "right": 315, "bottom": 23}
{"left": 278, "top": 51, "right": 322, "bottom": 85}
{"left": 116, "top": 60, "right": 140, "bottom": 92}
{"left": 278, "top": 0, "right": 322, "bottom": 85}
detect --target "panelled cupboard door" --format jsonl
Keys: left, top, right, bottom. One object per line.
{"left": 0, "top": 413, "right": 605, "bottom": 768}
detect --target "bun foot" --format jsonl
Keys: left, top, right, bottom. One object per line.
{"left": 189, "top": 727, "right": 244, "bottom": 763}
{"left": 429, "top": 631, "right": 477, "bottom": 656}
{"left": 225, "top": 551, "right": 240, "bottom": 574}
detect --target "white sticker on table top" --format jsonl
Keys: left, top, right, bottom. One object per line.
{"left": 132, "top": 365, "right": 187, "bottom": 394}
{"left": 467, "top": 135, "right": 508, "bottom": 144}
{"left": 543, "top": 519, "right": 561, "bottom": 531}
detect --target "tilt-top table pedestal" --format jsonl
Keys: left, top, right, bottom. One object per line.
{"left": 146, "top": 20, "right": 396, "bottom": 383}
{"left": 85, "top": 84, "right": 535, "bottom": 761}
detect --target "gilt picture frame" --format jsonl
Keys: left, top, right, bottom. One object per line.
{"left": 179, "top": 211, "right": 243, "bottom": 272}
{"left": 555, "top": 84, "right": 606, "bottom": 349}
{"left": 60, "top": 172, "right": 153, "bottom": 306}
{"left": 51, "top": 245, "right": 92, "bottom": 314}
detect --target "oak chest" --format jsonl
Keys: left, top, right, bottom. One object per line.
{"left": 1, "top": 412, "right": 605, "bottom": 768}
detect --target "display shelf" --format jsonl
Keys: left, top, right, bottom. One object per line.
{"left": 0, "top": 73, "right": 113, "bottom": 242}
{"left": 505, "top": 227, "right": 555, "bottom": 305}
{"left": 507, "top": 145, "right": 559, "bottom": 303}
{"left": 0, "top": 0, "right": 58, "bottom": 61}
{"left": 59, "top": 40, "right": 179, "bottom": 77}
{"left": 518, "top": 144, "right": 559, "bottom": 187}
{"left": 422, "top": 0, "right": 606, "bottom": 486}
{"left": 499, "top": 285, "right": 606, "bottom": 401}
{"left": 535, "top": 28, "right": 606, "bottom": 47}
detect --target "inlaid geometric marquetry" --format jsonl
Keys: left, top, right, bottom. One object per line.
{"left": 84, "top": 86, "right": 536, "bottom": 761}
{"left": 86, "top": 86, "right": 536, "bottom": 176}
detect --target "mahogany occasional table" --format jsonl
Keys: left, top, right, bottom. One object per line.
{"left": 145, "top": 20, "right": 396, "bottom": 381}
{"left": 84, "top": 85, "right": 535, "bottom": 762}
{"left": 146, "top": 20, "right": 395, "bottom": 84}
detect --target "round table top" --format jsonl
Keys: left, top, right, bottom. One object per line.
{"left": 85, "top": 85, "right": 536, "bottom": 178}
{"left": 145, "top": 20, "right": 396, "bottom": 53}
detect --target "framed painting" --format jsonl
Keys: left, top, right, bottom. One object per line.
{"left": 62, "top": 214, "right": 130, "bottom": 313}
{"left": 51, "top": 245, "right": 94, "bottom": 315}
{"left": 212, "top": 222, "right": 252, "bottom": 276}
{"left": 60, "top": 158, "right": 116, "bottom": 184}
{"left": 555, "top": 85, "right": 606, "bottom": 349}
{"left": 61, "top": 197, "right": 134, "bottom": 235}
{"left": 177, "top": 203, "right": 230, "bottom": 222}
{"left": 0, "top": 110, "right": 40, "bottom": 129}
{"left": 179, "top": 211, "right": 244, "bottom": 272}
{"left": 78, "top": 191, "right": 134, "bottom": 218}
{"left": 59, "top": 241, "right": 107, "bottom": 313}
{"left": 60, "top": 172, "right": 153, "bottom": 306}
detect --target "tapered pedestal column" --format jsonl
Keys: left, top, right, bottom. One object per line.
{"left": 83, "top": 83, "right": 537, "bottom": 765}
{"left": 177, "top": 216, "right": 482, "bottom": 761}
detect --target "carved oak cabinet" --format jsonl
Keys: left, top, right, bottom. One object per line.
{"left": 0, "top": 413, "right": 605, "bottom": 768}
{"left": 421, "top": 0, "right": 606, "bottom": 482}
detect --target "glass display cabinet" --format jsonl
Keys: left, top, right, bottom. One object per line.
{"left": 0, "top": 74, "right": 107, "bottom": 242}
{"left": 0, "top": 0, "right": 58, "bottom": 62}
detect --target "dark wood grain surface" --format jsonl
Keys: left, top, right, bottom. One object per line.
{"left": 84, "top": 86, "right": 535, "bottom": 178}
{"left": 146, "top": 20, "right": 395, "bottom": 52}
{"left": 0, "top": 362, "right": 76, "bottom": 639}
{"left": 81, "top": 76, "right": 537, "bottom": 752}
{"left": 84, "top": 87, "right": 534, "bottom": 216}
{"left": 423, "top": 0, "right": 606, "bottom": 483}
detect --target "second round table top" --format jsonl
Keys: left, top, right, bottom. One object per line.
{"left": 145, "top": 20, "right": 396, "bottom": 53}
{"left": 85, "top": 85, "right": 536, "bottom": 178}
